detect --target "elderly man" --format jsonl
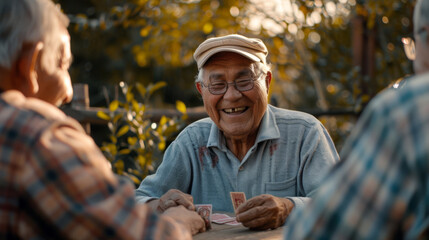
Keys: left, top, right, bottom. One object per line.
{"left": 285, "top": 0, "right": 429, "bottom": 239}
{"left": 0, "top": 0, "right": 205, "bottom": 238}
{"left": 135, "top": 34, "right": 339, "bottom": 230}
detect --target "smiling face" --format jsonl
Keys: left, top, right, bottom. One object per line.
{"left": 197, "top": 52, "right": 271, "bottom": 140}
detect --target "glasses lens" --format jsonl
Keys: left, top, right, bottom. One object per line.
{"left": 209, "top": 82, "right": 227, "bottom": 94}
{"left": 235, "top": 79, "right": 254, "bottom": 92}
{"left": 402, "top": 37, "right": 416, "bottom": 60}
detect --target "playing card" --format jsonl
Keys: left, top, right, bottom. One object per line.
{"left": 211, "top": 213, "right": 236, "bottom": 224}
{"left": 230, "top": 192, "right": 246, "bottom": 211}
{"left": 195, "top": 204, "right": 212, "bottom": 229}
{"left": 225, "top": 220, "right": 242, "bottom": 226}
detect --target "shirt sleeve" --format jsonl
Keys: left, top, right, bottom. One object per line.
{"left": 284, "top": 96, "right": 424, "bottom": 239}
{"left": 289, "top": 121, "right": 339, "bottom": 213}
{"left": 22, "top": 120, "right": 191, "bottom": 240}
{"left": 135, "top": 136, "right": 193, "bottom": 204}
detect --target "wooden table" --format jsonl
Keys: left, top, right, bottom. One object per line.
{"left": 193, "top": 214, "right": 285, "bottom": 240}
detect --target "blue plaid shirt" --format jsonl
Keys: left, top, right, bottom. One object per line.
{"left": 285, "top": 73, "right": 429, "bottom": 239}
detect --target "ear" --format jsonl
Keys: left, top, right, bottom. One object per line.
{"left": 265, "top": 71, "right": 272, "bottom": 93}
{"left": 17, "top": 42, "right": 44, "bottom": 95}
{"left": 195, "top": 82, "right": 203, "bottom": 95}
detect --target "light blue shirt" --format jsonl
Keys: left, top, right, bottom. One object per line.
{"left": 135, "top": 105, "right": 339, "bottom": 213}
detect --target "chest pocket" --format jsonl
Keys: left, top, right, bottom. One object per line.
{"left": 264, "top": 177, "right": 297, "bottom": 197}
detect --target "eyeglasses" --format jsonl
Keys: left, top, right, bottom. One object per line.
{"left": 402, "top": 27, "right": 428, "bottom": 61}
{"left": 199, "top": 72, "right": 265, "bottom": 95}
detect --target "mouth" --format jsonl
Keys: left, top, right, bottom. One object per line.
{"left": 222, "top": 107, "right": 248, "bottom": 114}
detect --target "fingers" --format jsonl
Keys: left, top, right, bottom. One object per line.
{"left": 236, "top": 194, "right": 269, "bottom": 214}
{"left": 236, "top": 194, "right": 288, "bottom": 230}
{"left": 158, "top": 199, "right": 179, "bottom": 212}
{"left": 236, "top": 205, "right": 269, "bottom": 223}
{"left": 174, "top": 194, "right": 195, "bottom": 211}
{"left": 158, "top": 189, "right": 195, "bottom": 212}
{"left": 243, "top": 216, "right": 274, "bottom": 230}
{"left": 163, "top": 206, "right": 206, "bottom": 235}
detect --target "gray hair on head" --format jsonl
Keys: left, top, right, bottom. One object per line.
{"left": 414, "top": 0, "right": 429, "bottom": 33}
{"left": 194, "top": 61, "right": 271, "bottom": 83}
{"left": 0, "top": 0, "right": 69, "bottom": 71}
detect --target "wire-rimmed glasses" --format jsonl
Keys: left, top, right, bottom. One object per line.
{"left": 199, "top": 72, "right": 265, "bottom": 95}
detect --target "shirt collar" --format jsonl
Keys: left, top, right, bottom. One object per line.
{"left": 206, "top": 105, "right": 280, "bottom": 150}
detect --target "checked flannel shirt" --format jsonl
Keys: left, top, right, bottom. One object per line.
{"left": 0, "top": 90, "right": 190, "bottom": 239}
{"left": 285, "top": 73, "right": 429, "bottom": 239}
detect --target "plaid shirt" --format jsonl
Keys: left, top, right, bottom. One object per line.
{"left": 0, "top": 91, "right": 191, "bottom": 239}
{"left": 285, "top": 73, "right": 429, "bottom": 239}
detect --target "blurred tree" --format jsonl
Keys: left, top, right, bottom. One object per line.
{"left": 57, "top": 0, "right": 415, "bottom": 151}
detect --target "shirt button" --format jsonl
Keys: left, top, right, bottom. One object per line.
{"left": 239, "top": 166, "right": 244, "bottom": 171}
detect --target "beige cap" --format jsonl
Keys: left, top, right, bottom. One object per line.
{"left": 193, "top": 34, "right": 268, "bottom": 69}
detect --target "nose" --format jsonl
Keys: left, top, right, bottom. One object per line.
{"left": 62, "top": 74, "right": 74, "bottom": 105}
{"left": 223, "top": 82, "right": 242, "bottom": 100}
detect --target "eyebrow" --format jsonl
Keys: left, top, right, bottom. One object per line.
{"left": 208, "top": 69, "right": 253, "bottom": 81}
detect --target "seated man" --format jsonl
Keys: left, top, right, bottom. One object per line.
{"left": 0, "top": 0, "right": 205, "bottom": 238}
{"left": 284, "top": 0, "right": 429, "bottom": 238}
{"left": 135, "top": 34, "right": 340, "bottom": 230}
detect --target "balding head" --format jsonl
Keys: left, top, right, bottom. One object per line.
{"left": 0, "top": 0, "right": 69, "bottom": 73}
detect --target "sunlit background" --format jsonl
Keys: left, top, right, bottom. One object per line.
{"left": 57, "top": 0, "right": 415, "bottom": 152}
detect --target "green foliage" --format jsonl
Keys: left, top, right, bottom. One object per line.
{"left": 98, "top": 82, "right": 188, "bottom": 185}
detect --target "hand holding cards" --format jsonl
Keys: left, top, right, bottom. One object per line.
{"left": 195, "top": 204, "right": 212, "bottom": 229}
{"left": 230, "top": 192, "right": 246, "bottom": 211}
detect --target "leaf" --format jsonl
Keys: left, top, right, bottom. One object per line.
{"left": 117, "top": 125, "right": 130, "bottom": 137}
{"left": 203, "top": 22, "right": 213, "bottom": 34}
{"left": 159, "top": 115, "right": 168, "bottom": 126}
{"left": 114, "top": 160, "right": 124, "bottom": 174}
{"left": 137, "top": 155, "right": 146, "bottom": 166}
{"left": 97, "top": 111, "right": 110, "bottom": 120}
{"left": 109, "top": 136, "right": 117, "bottom": 144}
{"left": 109, "top": 100, "right": 120, "bottom": 112}
{"left": 176, "top": 100, "right": 187, "bottom": 114}
{"left": 158, "top": 140, "right": 166, "bottom": 151}
{"left": 119, "top": 149, "right": 131, "bottom": 155}
{"left": 136, "top": 82, "right": 147, "bottom": 97}
{"left": 113, "top": 114, "right": 122, "bottom": 124}
{"left": 148, "top": 81, "right": 167, "bottom": 95}
{"left": 132, "top": 99, "right": 140, "bottom": 112}
{"left": 128, "top": 136, "right": 138, "bottom": 145}
{"left": 126, "top": 91, "right": 134, "bottom": 103}
{"left": 129, "top": 174, "right": 141, "bottom": 185}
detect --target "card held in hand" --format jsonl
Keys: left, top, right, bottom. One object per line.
{"left": 230, "top": 192, "right": 246, "bottom": 211}
{"left": 195, "top": 204, "right": 212, "bottom": 229}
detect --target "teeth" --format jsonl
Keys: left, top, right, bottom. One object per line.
{"left": 224, "top": 107, "right": 246, "bottom": 113}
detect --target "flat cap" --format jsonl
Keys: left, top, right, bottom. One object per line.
{"left": 193, "top": 34, "right": 268, "bottom": 69}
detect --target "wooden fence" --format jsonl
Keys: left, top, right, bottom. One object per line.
{"left": 62, "top": 84, "right": 360, "bottom": 135}
{"left": 61, "top": 84, "right": 209, "bottom": 134}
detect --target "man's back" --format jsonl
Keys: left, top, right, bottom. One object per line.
{"left": 285, "top": 72, "right": 429, "bottom": 239}
{"left": 0, "top": 91, "right": 161, "bottom": 239}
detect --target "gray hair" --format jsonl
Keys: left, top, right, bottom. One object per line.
{"left": 0, "top": 0, "right": 69, "bottom": 72}
{"left": 194, "top": 61, "right": 271, "bottom": 83}
{"left": 414, "top": 0, "right": 429, "bottom": 33}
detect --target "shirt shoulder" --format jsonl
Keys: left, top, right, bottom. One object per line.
{"left": 269, "top": 105, "right": 321, "bottom": 127}
{"left": 0, "top": 91, "right": 85, "bottom": 146}
{"left": 178, "top": 117, "right": 213, "bottom": 138}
